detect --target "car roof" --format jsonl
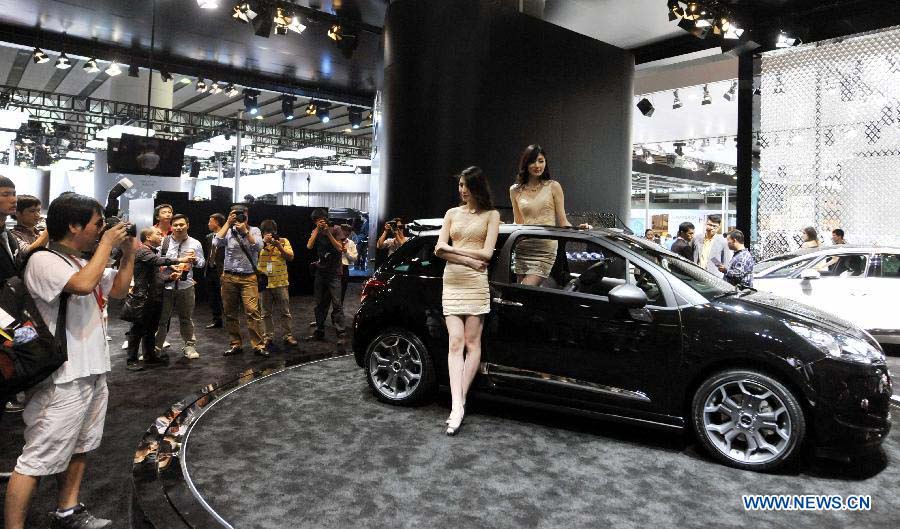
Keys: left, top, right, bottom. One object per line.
{"left": 760, "top": 245, "right": 900, "bottom": 262}
{"left": 410, "top": 222, "right": 632, "bottom": 238}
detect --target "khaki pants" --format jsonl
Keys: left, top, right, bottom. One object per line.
{"left": 155, "top": 286, "right": 196, "bottom": 350}
{"left": 261, "top": 285, "right": 293, "bottom": 341}
{"left": 221, "top": 272, "right": 264, "bottom": 349}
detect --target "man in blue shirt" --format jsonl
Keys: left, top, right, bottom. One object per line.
{"left": 212, "top": 205, "right": 267, "bottom": 357}
{"left": 718, "top": 229, "right": 755, "bottom": 288}
{"left": 155, "top": 214, "right": 205, "bottom": 360}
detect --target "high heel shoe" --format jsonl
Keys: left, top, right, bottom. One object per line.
{"left": 446, "top": 401, "right": 466, "bottom": 424}
{"left": 446, "top": 408, "right": 464, "bottom": 436}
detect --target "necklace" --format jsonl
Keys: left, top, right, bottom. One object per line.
{"left": 522, "top": 181, "right": 543, "bottom": 192}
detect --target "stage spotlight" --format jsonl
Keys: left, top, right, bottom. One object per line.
{"left": 701, "top": 84, "right": 711, "bottom": 105}
{"left": 674, "top": 142, "right": 685, "bottom": 156}
{"left": 274, "top": 7, "right": 292, "bottom": 35}
{"left": 105, "top": 61, "right": 122, "bottom": 76}
{"left": 667, "top": 0, "right": 683, "bottom": 21}
{"left": 723, "top": 81, "right": 737, "bottom": 101}
{"left": 636, "top": 98, "right": 654, "bottom": 117}
{"left": 196, "top": 79, "right": 208, "bottom": 93}
{"left": 288, "top": 16, "right": 307, "bottom": 34}
{"left": 348, "top": 107, "right": 363, "bottom": 129}
{"left": 672, "top": 89, "right": 682, "bottom": 109}
{"left": 243, "top": 89, "right": 260, "bottom": 115}
{"left": 55, "top": 52, "right": 72, "bottom": 70}
{"left": 83, "top": 58, "right": 100, "bottom": 73}
{"left": 225, "top": 84, "right": 239, "bottom": 97}
{"left": 281, "top": 95, "right": 296, "bottom": 120}
{"left": 305, "top": 101, "right": 317, "bottom": 116}
{"left": 684, "top": 2, "right": 701, "bottom": 21}
{"left": 209, "top": 82, "right": 222, "bottom": 95}
{"left": 776, "top": 31, "right": 799, "bottom": 48}
{"left": 328, "top": 24, "right": 343, "bottom": 41}
{"left": 128, "top": 62, "right": 140, "bottom": 78}
{"left": 232, "top": 2, "right": 256, "bottom": 22}
{"left": 315, "top": 106, "right": 330, "bottom": 123}
{"left": 32, "top": 47, "right": 49, "bottom": 64}
{"left": 160, "top": 66, "right": 173, "bottom": 82}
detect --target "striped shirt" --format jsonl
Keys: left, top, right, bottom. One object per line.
{"left": 258, "top": 238, "right": 292, "bottom": 288}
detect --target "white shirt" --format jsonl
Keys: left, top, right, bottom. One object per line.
{"left": 160, "top": 235, "right": 206, "bottom": 290}
{"left": 342, "top": 238, "right": 358, "bottom": 266}
{"left": 25, "top": 250, "right": 117, "bottom": 385}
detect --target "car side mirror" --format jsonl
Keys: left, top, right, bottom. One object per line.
{"left": 800, "top": 269, "right": 820, "bottom": 280}
{"left": 609, "top": 284, "right": 648, "bottom": 308}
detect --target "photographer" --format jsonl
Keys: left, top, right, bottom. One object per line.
{"left": 213, "top": 205, "right": 267, "bottom": 357}
{"left": 376, "top": 217, "right": 408, "bottom": 256}
{"left": 125, "top": 227, "right": 192, "bottom": 370}
{"left": 5, "top": 192, "right": 135, "bottom": 529}
{"left": 258, "top": 219, "right": 297, "bottom": 348}
{"left": 306, "top": 209, "right": 345, "bottom": 343}
{"left": 154, "top": 214, "right": 205, "bottom": 360}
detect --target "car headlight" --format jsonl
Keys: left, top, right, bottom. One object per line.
{"left": 786, "top": 322, "right": 885, "bottom": 364}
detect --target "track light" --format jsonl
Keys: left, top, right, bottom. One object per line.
{"left": 232, "top": 2, "right": 256, "bottom": 22}
{"left": 328, "top": 24, "right": 343, "bottom": 41}
{"left": 105, "top": 62, "right": 122, "bottom": 76}
{"left": 315, "top": 106, "right": 330, "bottom": 123}
{"left": 636, "top": 98, "right": 654, "bottom": 117}
{"left": 348, "top": 107, "right": 363, "bottom": 129}
{"left": 243, "top": 89, "right": 260, "bottom": 115}
{"left": 83, "top": 58, "right": 100, "bottom": 73}
{"left": 160, "top": 66, "right": 173, "bottom": 82}
{"left": 723, "top": 81, "right": 737, "bottom": 101}
{"left": 128, "top": 62, "right": 140, "bottom": 78}
{"left": 288, "top": 17, "right": 307, "bottom": 34}
{"left": 274, "top": 7, "right": 291, "bottom": 35}
{"left": 196, "top": 79, "right": 208, "bottom": 93}
{"left": 667, "top": 0, "right": 683, "bottom": 21}
{"left": 209, "top": 82, "right": 222, "bottom": 95}
{"left": 281, "top": 95, "right": 295, "bottom": 120}
{"left": 225, "top": 84, "right": 239, "bottom": 97}
{"left": 684, "top": 2, "right": 701, "bottom": 21}
{"left": 701, "top": 84, "right": 711, "bottom": 105}
{"left": 32, "top": 47, "right": 49, "bottom": 64}
{"left": 674, "top": 142, "right": 685, "bottom": 156}
{"left": 305, "top": 101, "right": 317, "bottom": 116}
{"left": 776, "top": 31, "right": 799, "bottom": 48}
{"left": 672, "top": 89, "right": 682, "bottom": 109}
{"left": 197, "top": 0, "right": 218, "bottom": 8}
{"left": 55, "top": 52, "right": 72, "bottom": 69}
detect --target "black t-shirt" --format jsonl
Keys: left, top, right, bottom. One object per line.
{"left": 314, "top": 229, "right": 342, "bottom": 275}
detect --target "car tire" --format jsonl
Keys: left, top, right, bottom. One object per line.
{"left": 691, "top": 369, "right": 806, "bottom": 472}
{"left": 364, "top": 328, "right": 436, "bottom": 406}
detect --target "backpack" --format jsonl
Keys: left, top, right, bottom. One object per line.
{"left": 0, "top": 248, "right": 71, "bottom": 402}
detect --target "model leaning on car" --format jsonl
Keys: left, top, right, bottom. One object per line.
{"left": 354, "top": 223, "right": 893, "bottom": 472}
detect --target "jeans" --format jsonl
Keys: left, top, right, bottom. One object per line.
{"left": 207, "top": 268, "right": 223, "bottom": 322}
{"left": 221, "top": 272, "right": 264, "bottom": 348}
{"left": 261, "top": 285, "right": 293, "bottom": 340}
{"left": 127, "top": 301, "right": 162, "bottom": 361}
{"left": 155, "top": 286, "right": 197, "bottom": 350}
{"left": 313, "top": 271, "right": 344, "bottom": 336}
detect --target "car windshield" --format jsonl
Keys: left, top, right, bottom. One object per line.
{"left": 600, "top": 233, "right": 736, "bottom": 299}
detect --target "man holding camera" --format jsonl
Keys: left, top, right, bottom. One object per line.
{"left": 258, "top": 219, "right": 297, "bottom": 348}
{"left": 306, "top": 209, "right": 345, "bottom": 343}
{"left": 155, "top": 214, "right": 205, "bottom": 360}
{"left": 213, "top": 205, "right": 267, "bottom": 357}
{"left": 5, "top": 192, "right": 135, "bottom": 529}
{"left": 377, "top": 217, "right": 408, "bottom": 257}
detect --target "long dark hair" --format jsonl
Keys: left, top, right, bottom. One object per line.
{"left": 458, "top": 166, "right": 494, "bottom": 213}
{"left": 802, "top": 226, "right": 818, "bottom": 242}
{"left": 515, "top": 144, "right": 551, "bottom": 187}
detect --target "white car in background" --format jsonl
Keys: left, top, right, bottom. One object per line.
{"left": 754, "top": 246, "right": 900, "bottom": 345}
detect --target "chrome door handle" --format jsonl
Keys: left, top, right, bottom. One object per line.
{"left": 493, "top": 297, "right": 523, "bottom": 307}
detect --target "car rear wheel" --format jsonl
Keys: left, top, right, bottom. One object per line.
{"left": 691, "top": 369, "right": 806, "bottom": 471}
{"left": 365, "top": 329, "right": 436, "bottom": 405}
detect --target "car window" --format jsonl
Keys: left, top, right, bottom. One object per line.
{"left": 509, "top": 236, "right": 562, "bottom": 288}
{"left": 760, "top": 257, "right": 816, "bottom": 278}
{"left": 389, "top": 237, "right": 445, "bottom": 278}
{"left": 509, "top": 236, "right": 628, "bottom": 296}
{"left": 564, "top": 240, "right": 627, "bottom": 297}
{"left": 628, "top": 261, "right": 664, "bottom": 305}
{"left": 811, "top": 253, "right": 869, "bottom": 277}
{"left": 869, "top": 254, "right": 900, "bottom": 278}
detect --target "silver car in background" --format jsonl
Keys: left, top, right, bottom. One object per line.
{"left": 754, "top": 246, "right": 900, "bottom": 345}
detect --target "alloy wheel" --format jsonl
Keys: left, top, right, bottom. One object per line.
{"left": 367, "top": 334, "right": 424, "bottom": 400}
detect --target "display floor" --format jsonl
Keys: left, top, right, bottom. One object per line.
{"left": 157, "top": 356, "right": 900, "bottom": 529}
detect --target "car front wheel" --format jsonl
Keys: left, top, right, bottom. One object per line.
{"left": 365, "top": 329, "right": 436, "bottom": 405}
{"left": 691, "top": 369, "right": 806, "bottom": 471}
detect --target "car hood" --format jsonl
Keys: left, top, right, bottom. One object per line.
{"left": 724, "top": 290, "right": 870, "bottom": 341}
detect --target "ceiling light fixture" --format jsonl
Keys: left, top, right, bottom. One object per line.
{"left": 348, "top": 107, "right": 363, "bottom": 129}
{"left": 83, "top": 58, "right": 100, "bottom": 73}
{"left": 667, "top": 0, "right": 684, "bottom": 21}
{"left": 105, "top": 61, "right": 122, "bottom": 76}
{"left": 243, "top": 89, "right": 260, "bottom": 115}
{"left": 316, "top": 106, "right": 330, "bottom": 123}
{"left": 776, "top": 31, "right": 799, "bottom": 48}
{"left": 55, "top": 52, "right": 72, "bottom": 70}
{"left": 209, "top": 82, "right": 222, "bottom": 94}
{"left": 32, "top": 47, "right": 49, "bottom": 64}
{"left": 281, "top": 95, "right": 296, "bottom": 120}
{"left": 128, "top": 62, "right": 140, "bottom": 78}
{"left": 305, "top": 101, "right": 317, "bottom": 116}
{"left": 232, "top": 2, "right": 257, "bottom": 22}
{"left": 636, "top": 97, "right": 654, "bottom": 117}
{"left": 672, "top": 89, "right": 682, "bottom": 109}
{"left": 723, "top": 80, "right": 737, "bottom": 101}
{"left": 328, "top": 24, "right": 343, "bottom": 41}
{"left": 225, "top": 84, "right": 239, "bottom": 97}
{"left": 159, "top": 66, "right": 173, "bottom": 82}
{"left": 288, "top": 16, "right": 307, "bottom": 34}
{"left": 701, "top": 84, "right": 711, "bottom": 105}
{"left": 196, "top": 78, "right": 208, "bottom": 93}
{"left": 273, "top": 7, "right": 292, "bottom": 34}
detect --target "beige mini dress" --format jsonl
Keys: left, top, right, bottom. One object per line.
{"left": 442, "top": 208, "right": 491, "bottom": 316}
{"left": 514, "top": 181, "right": 558, "bottom": 277}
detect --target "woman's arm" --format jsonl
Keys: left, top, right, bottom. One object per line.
{"left": 442, "top": 211, "right": 500, "bottom": 262}
{"left": 550, "top": 181, "right": 572, "bottom": 227}
{"left": 434, "top": 209, "right": 454, "bottom": 257}
{"left": 509, "top": 186, "right": 524, "bottom": 224}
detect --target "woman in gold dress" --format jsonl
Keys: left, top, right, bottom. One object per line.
{"left": 435, "top": 167, "right": 501, "bottom": 436}
{"left": 509, "top": 144, "right": 586, "bottom": 286}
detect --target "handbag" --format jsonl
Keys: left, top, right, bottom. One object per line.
{"left": 233, "top": 228, "right": 268, "bottom": 291}
{"left": 119, "top": 294, "right": 145, "bottom": 323}
{"left": 0, "top": 265, "right": 70, "bottom": 402}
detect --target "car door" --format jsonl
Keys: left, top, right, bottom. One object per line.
{"left": 483, "top": 232, "right": 680, "bottom": 416}
{"left": 861, "top": 253, "right": 900, "bottom": 337}
{"left": 795, "top": 252, "right": 870, "bottom": 324}
{"left": 753, "top": 256, "right": 817, "bottom": 298}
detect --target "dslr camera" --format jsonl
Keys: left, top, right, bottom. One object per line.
{"left": 232, "top": 206, "right": 247, "bottom": 223}
{"left": 105, "top": 216, "right": 137, "bottom": 237}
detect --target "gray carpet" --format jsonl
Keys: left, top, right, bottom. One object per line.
{"left": 185, "top": 357, "right": 900, "bottom": 529}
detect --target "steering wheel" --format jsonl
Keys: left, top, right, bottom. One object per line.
{"left": 564, "top": 261, "right": 608, "bottom": 293}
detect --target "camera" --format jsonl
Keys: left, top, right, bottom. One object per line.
{"left": 105, "top": 216, "right": 137, "bottom": 237}
{"left": 232, "top": 207, "right": 247, "bottom": 223}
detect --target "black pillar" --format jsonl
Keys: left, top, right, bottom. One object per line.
{"left": 735, "top": 52, "right": 754, "bottom": 237}
{"left": 381, "top": 0, "right": 634, "bottom": 225}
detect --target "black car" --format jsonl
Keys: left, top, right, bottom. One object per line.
{"left": 352, "top": 225, "right": 892, "bottom": 471}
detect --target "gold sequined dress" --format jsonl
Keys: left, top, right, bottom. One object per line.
{"left": 442, "top": 208, "right": 491, "bottom": 316}
{"left": 514, "top": 181, "right": 558, "bottom": 277}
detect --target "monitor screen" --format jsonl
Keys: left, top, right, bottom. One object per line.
{"left": 107, "top": 134, "right": 186, "bottom": 177}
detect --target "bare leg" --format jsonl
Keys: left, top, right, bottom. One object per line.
{"left": 517, "top": 274, "right": 544, "bottom": 286}
{"left": 55, "top": 453, "right": 87, "bottom": 510}
{"left": 445, "top": 315, "right": 466, "bottom": 420}
{"left": 461, "top": 315, "right": 484, "bottom": 399}
{"left": 5, "top": 471, "right": 40, "bottom": 529}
